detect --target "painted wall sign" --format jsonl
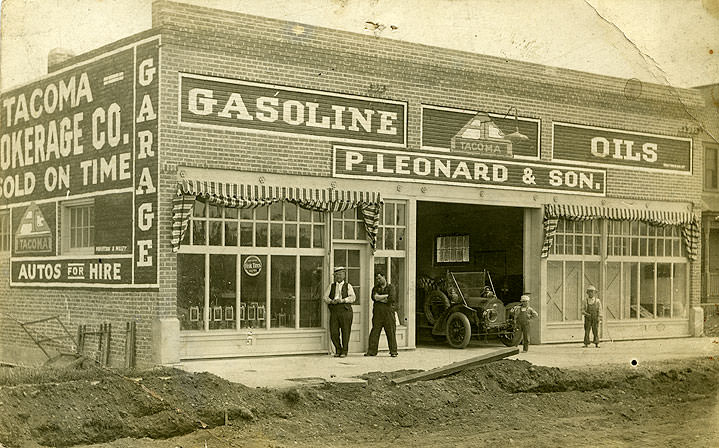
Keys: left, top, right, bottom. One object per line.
{"left": 333, "top": 146, "right": 606, "bottom": 196}
{"left": 179, "top": 73, "right": 407, "bottom": 147}
{"left": 13, "top": 203, "right": 54, "bottom": 255}
{"left": 552, "top": 122, "right": 692, "bottom": 174}
{"left": 421, "top": 105, "right": 540, "bottom": 159}
{"left": 243, "top": 255, "right": 263, "bottom": 277}
{"left": 10, "top": 257, "right": 133, "bottom": 286}
{"left": 1, "top": 36, "right": 160, "bottom": 288}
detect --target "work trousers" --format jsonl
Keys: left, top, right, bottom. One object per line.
{"left": 329, "top": 304, "right": 353, "bottom": 355}
{"left": 366, "top": 303, "right": 398, "bottom": 355}
{"left": 584, "top": 317, "right": 600, "bottom": 345}
{"left": 518, "top": 322, "right": 531, "bottom": 352}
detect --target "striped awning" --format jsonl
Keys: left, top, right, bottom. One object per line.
{"left": 171, "top": 179, "right": 383, "bottom": 252}
{"left": 542, "top": 203, "right": 700, "bottom": 261}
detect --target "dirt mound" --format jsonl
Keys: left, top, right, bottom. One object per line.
{"left": 1, "top": 358, "right": 718, "bottom": 447}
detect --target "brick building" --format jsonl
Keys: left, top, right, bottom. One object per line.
{"left": 0, "top": 1, "right": 709, "bottom": 366}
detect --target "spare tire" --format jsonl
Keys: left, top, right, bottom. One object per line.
{"left": 424, "top": 290, "right": 450, "bottom": 325}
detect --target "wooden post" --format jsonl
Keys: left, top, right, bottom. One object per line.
{"left": 104, "top": 323, "right": 112, "bottom": 367}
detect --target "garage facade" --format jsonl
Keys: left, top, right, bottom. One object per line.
{"left": 0, "top": 1, "right": 708, "bottom": 366}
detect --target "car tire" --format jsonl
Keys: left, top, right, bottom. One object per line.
{"left": 424, "top": 290, "right": 450, "bottom": 325}
{"left": 446, "top": 312, "right": 472, "bottom": 349}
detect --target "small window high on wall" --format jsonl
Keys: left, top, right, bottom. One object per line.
{"left": 436, "top": 234, "right": 470, "bottom": 264}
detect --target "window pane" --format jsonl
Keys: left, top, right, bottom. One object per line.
{"left": 396, "top": 203, "right": 406, "bottom": 226}
{"left": 192, "top": 220, "right": 206, "bottom": 245}
{"left": 396, "top": 228, "right": 406, "bottom": 250}
{"left": 284, "top": 203, "right": 297, "bottom": 221}
{"left": 625, "top": 262, "right": 639, "bottom": 318}
{"left": 639, "top": 263, "right": 655, "bottom": 318}
{"left": 224, "top": 222, "right": 238, "bottom": 246}
{"left": 210, "top": 255, "right": 236, "bottom": 330}
{"left": 357, "top": 221, "right": 367, "bottom": 241}
{"left": 193, "top": 201, "right": 206, "bottom": 217}
{"left": 270, "top": 203, "right": 283, "bottom": 221}
{"left": 255, "top": 206, "right": 268, "bottom": 221}
{"left": 240, "top": 255, "right": 267, "bottom": 329}
{"left": 673, "top": 264, "right": 687, "bottom": 318}
{"left": 656, "top": 263, "right": 671, "bottom": 318}
{"left": 299, "top": 224, "right": 311, "bottom": 248}
{"left": 547, "top": 261, "right": 563, "bottom": 322}
{"left": 270, "top": 223, "right": 283, "bottom": 247}
{"left": 271, "top": 255, "right": 296, "bottom": 328}
{"left": 299, "top": 207, "right": 312, "bottom": 222}
{"left": 209, "top": 204, "right": 221, "bottom": 218}
{"left": 255, "top": 223, "right": 268, "bottom": 247}
{"left": 332, "top": 220, "right": 342, "bottom": 239}
{"left": 178, "top": 254, "right": 205, "bottom": 331}
{"left": 300, "top": 256, "right": 323, "bottom": 328}
{"left": 225, "top": 208, "right": 238, "bottom": 219}
{"left": 377, "top": 229, "right": 384, "bottom": 252}
{"left": 241, "top": 208, "right": 254, "bottom": 220}
{"left": 285, "top": 224, "right": 297, "bottom": 247}
{"left": 313, "top": 224, "right": 324, "bottom": 248}
{"left": 343, "top": 221, "right": 355, "bottom": 239}
{"left": 384, "top": 204, "right": 394, "bottom": 225}
{"left": 385, "top": 228, "right": 395, "bottom": 250}
{"left": 240, "top": 222, "right": 253, "bottom": 247}
{"left": 605, "top": 263, "right": 621, "bottom": 320}
{"left": 209, "top": 222, "right": 222, "bottom": 246}
{"left": 565, "top": 261, "right": 581, "bottom": 321}
{"left": 391, "top": 257, "right": 405, "bottom": 325}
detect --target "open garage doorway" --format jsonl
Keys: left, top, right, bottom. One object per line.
{"left": 415, "top": 201, "right": 524, "bottom": 346}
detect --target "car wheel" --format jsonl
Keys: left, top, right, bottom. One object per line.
{"left": 446, "top": 312, "right": 472, "bottom": 349}
{"left": 424, "top": 290, "right": 450, "bottom": 325}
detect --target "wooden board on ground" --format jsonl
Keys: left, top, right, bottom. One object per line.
{"left": 391, "top": 347, "right": 519, "bottom": 385}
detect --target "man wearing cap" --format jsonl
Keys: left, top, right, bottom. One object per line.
{"left": 365, "top": 271, "right": 398, "bottom": 357}
{"left": 583, "top": 285, "right": 602, "bottom": 348}
{"left": 512, "top": 294, "right": 538, "bottom": 352}
{"left": 323, "top": 266, "right": 356, "bottom": 357}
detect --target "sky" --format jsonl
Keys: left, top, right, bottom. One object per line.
{"left": 0, "top": 0, "right": 718, "bottom": 91}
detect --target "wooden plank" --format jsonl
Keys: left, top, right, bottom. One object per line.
{"left": 391, "top": 347, "right": 519, "bottom": 385}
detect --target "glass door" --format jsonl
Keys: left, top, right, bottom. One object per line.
{"left": 333, "top": 245, "right": 368, "bottom": 353}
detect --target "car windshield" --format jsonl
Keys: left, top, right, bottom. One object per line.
{"left": 450, "top": 272, "right": 486, "bottom": 298}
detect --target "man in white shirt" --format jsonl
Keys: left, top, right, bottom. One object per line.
{"left": 323, "top": 266, "right": 356, "bottom": 357}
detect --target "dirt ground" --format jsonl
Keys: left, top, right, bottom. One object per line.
{"left": 1, "top": 354, "right": 718, "bottom": 448}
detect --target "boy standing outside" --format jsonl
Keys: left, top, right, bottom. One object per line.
{"left": 512, "top": 294, "right": 538, "bottom": 352}
{"left": 583, "top": 285, "right": 602, "bottom": 348}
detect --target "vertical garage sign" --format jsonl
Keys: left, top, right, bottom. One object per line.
{"left": 1, "top": 36, "right": 160, "bottom": 287}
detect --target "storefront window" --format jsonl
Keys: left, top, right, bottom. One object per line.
{"left": 179, "top": 202, "right": 326, "bottom": 332}
{"left": 210, "top": 255, "right": 236, "bottom": 330}
{"left": 549, "top": 218, "right": 689, "bottom": 322}
{"left": 178, "top": 254, "right": 205, "bottom": 331}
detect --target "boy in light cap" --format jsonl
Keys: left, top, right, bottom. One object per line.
{"left": 512, "top": 294, "right": 538, "bottom": 352}
{"left": 582, "top": 285, "right": 602, "bottom": 348}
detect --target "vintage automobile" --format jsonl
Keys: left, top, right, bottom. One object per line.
{"left": 422, "top": 270, "right": 520, "bottom": 348}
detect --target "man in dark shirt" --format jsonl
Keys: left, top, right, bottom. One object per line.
{"left": 365, "top": 271, "right": 398, "bottom": 357}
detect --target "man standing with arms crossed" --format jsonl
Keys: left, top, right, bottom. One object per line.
{"left": 324, "top": 266, "right": 356, "bottom": 357}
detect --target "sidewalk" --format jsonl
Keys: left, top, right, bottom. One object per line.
{"left": 178, "top": 336, "right": 719, "bottom": 388}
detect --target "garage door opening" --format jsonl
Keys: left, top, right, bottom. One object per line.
{"left": 415, "top": 201, "right": 524, "bottom": 346}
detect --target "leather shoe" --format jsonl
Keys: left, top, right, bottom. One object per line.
{"left": 339, "top": 353, "right": 347, "bottom": 358}
{"left": 333, "top": 353, "right": 342, "bottom": 357}
{"left": 364, "top": 353, "right": 376, "bottom": 357}
{"left": 390, "top": 353, "right": 398, "bottom": 357}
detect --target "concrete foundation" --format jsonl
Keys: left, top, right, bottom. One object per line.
{"left": 152, "top": 318, "right": 181, "bottom": 365}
